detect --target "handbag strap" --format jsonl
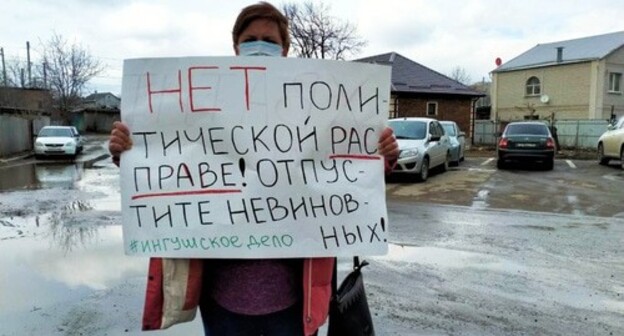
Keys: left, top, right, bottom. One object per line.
{"left": 332, "top": 257, "right": 363, "bottom": 296}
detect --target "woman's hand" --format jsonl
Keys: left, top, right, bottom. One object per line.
{"left": 378, "top": 126, "right": 398, "bottom": 160}
{"left": 108, "top": 121, "right": 132, "bottom": 163}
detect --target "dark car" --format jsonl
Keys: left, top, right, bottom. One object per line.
{"left": 497, "top": 121, "right": 556, "bottom": 170}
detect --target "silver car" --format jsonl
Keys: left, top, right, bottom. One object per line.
{"left": 388, "top": 117, "right": 451, "bottom": 181}
{"left": 440, "top": 121, "right": 466, "bottom": 165}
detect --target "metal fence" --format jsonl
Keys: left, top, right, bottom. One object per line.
{"left": 473, "top": 119, "right": 610, "bottom": 149}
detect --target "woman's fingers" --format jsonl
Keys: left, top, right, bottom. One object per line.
{"left": 109, "top": 121, "right": 133, "bottom": 157}
{"left": 378, "top": 127, "right": 399, "bottom": 158}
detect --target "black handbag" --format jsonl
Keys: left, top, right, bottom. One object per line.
{"left": 327, "top": 257, "right": 375, "bottom": 336}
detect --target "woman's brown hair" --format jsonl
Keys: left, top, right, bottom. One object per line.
{"left": 232, "top": 2, "right": 290, "bottom": 51}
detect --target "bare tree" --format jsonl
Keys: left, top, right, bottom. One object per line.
{"left": 4, "top": 61, "right": 47, "bottom": 88}
{"left": 449, "top": 66, "right": 472, "bottom": 85}
{"left": 5, "top": 61, "right": 25, "bottom": 87}
{"left": 37, "top": 34, "right": 104, "bottom": 121}
{"left": 282, "top": 1, "right": 367, "bottom": 60}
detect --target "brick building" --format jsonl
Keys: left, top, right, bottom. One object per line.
{"left": 0, "top": 87, "right": 52, "bottom": 116}
{"left": 356, "top": 52, "right": 484, "bottom": 139}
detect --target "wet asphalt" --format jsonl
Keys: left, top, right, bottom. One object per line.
{"left": 0, "top": 138, "right": 622, "bottom": 335}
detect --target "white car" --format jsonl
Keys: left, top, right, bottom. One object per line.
{"left": 597, "top": 117, "right": 624, "bottom": 169}
{"left": 34, "top": 126, "right": 83, "bottom": 159}
{"left": 388, "top": 117, "right": 451, "bottom": 182}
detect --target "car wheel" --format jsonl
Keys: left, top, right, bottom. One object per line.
{"left": 417, "top": 157, "right": 429, "bottom": 182}
{"left": 450, "top": 149, "right": 460, "bottom": 167}
{"left": 620, "top": 147, "right": 624, "bottom": 170}
{"left": 598, "top": 143, "right": 609, "bottom": 165}
{"left": 544, "top": 159, "right": 554, "bottom": 171}
{"left": 459, "top": 146, "right": 465, "bottom": 163}
{"left": 496, "top": 159, "right": 506, "bottom": 170}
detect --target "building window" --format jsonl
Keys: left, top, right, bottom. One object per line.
{"left": 389, "top": 95, "right": 398, "bottom": 118}
{"left": 609, "top": 72, "right": 622, "bottom": 93}
{"left": 525, "top": 76, "right": 541, "bottom": 96}
{"left": 426, "top": 102, "right": 437, "bottom": 116}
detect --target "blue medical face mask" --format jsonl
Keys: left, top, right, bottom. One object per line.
{"left": 238, "top": 41, "right": 283, "bottom": 57}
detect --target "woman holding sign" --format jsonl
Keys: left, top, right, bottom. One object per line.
{"left": 109, "top": 2, "right": 399, "bottom": 335}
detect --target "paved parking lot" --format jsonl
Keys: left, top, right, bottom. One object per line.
{"left": 1, "top": 142, "right": 622, "bottom": 335}
{"left": 386, "top": 155, "right": 624, "bottom": 218}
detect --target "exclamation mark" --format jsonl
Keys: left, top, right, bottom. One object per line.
{"left": 239, "top": 158, "right": 246, "bottom": 187}
{"left": 381, "top": 217, "right": 387, "bottom": 242}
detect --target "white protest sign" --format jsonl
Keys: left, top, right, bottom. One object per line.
{"left": 120, "top": 56, "right": 391, "bottom": 258}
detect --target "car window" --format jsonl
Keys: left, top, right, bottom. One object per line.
{"left": 442, "top": 123, "right": 456, "bottom": 136}
{"left": 505, "top": 124, "right": 549, "bottom": 136}
{"left": 432, "top": 122, "right": 444, "bottom": 137}
{"left": 388, "top": 120, "right": 427, "bottom": 140}
{"left": 39, "top": 128, "right": 73, "bottom": 137}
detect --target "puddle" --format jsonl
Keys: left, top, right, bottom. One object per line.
{"left": 603, "top": 172, "right": 624, "bottom": 182}
{"left": 0, "top": 225, "right": 146, "bottom": 315}
{"left": 0, "top": 163, "right": 83, "bottom": 191}
{"left": 471, "top": 189, "right": 489, "bottom": 209}
{"left": 378, "top": 243, "right": 550, "bottom": 275}
{"left": 0, "top": 159, "right": 197, "bottom": 335}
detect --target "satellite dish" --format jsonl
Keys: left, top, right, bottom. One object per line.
{"left": 540, "top": 94, "right": 550, "bottom": 104}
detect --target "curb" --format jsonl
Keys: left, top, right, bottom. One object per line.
{"left": 0, "top": 152, "right": 34, "bottom": 165}
{"left": 83, "top": 154, "right": 111, "bottom": 168}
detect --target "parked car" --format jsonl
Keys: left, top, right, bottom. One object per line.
{"left": 387, "top": 117, "right": 451, "bottom": 181}
{"left": 70, "top": 126, "right": 85, "bottom": 153}
{"left": 496, "top": 121, "right": 556, "bottom": 170}
{"left": 440, "top": 121, "right": 466, "bottom": 165}
{"left": 34, "top": 126, "right": 83, "bottom": 159}
{"left": 597, "top": 117, "right": 624, "bottom": 169}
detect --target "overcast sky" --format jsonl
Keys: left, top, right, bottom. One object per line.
{"left": 2, "top": 0, "right": 623, "bottom": 96}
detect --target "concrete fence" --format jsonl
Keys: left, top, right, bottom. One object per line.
{"left": 0, "top": 115, "right": 50, "bottom": 157}
{"left": 473, "top": 119, "right": 610, "bottom": 149}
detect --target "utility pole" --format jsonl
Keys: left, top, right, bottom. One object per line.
{"left": 1, "top": 47, "right": 6, "bottom": 86}
{"left": 43, "top": 61, "right": 47, "bottom": 88}
{"left": 26, "top": 41, "right": 32, "bottom": 87}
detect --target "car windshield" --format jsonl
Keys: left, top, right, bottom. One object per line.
{"left": 389, "top": 120, "right": 427, "bottom": 140}
{"left": 505, "top": 124, "right": 549, "bottom": 136}
{"left": 38, "top": 128, "right": 73, "bottom": 137}
{"left": 442, "top": 123, "right": 456, "bottom": 136}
